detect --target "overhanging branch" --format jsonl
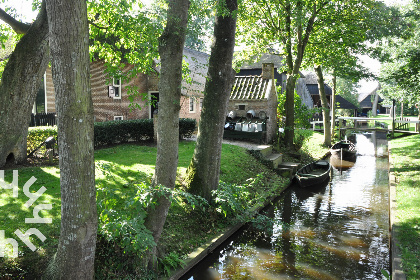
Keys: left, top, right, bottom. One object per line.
{"left": 0, "top": 8, "right": 31, "bottom": 34}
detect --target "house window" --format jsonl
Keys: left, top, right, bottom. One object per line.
{"left": 113, "top": 78, "right": 121, "bottom": 99}
{"left": 114, "top": 116, "right": 123, "bottom": 121}
{"left": 199, "top": 98, "right": 203, "bottom": 110}
{"left": 189, "top": 97, "right": 195, "bottom": 113}
{"left": 238, "top": 104, "right": 246, "bottom": 110}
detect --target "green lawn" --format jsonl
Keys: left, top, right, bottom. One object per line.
{"left": 389, "top": 134, "right": 420, "bottom": 279}
{"left": 1, "top": 140, "right": 294, "bottom": 278}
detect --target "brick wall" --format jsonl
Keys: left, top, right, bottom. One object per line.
{"left": 45, "top": 61, "right": 151, "bottom": 122}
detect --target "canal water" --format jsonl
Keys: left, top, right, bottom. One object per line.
{"left": 182, "top": 132, "right": 390, "bottom": 280}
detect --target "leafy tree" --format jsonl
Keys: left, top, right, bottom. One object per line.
{"left": 0, "top": 0, "right": 49, "bottom": 167}
{"left": 376, "top": 1, "right": 420, "bottom": 129}
{"left": 302, "top": 0, "right": 396, "bottom": 142}
{"left": 185, "top": 0, "right": 237, "bottom": 201}
{"left": 378, "top": 2, "right": 420, "bottom": 103}
{"left": 143, "top": 0, "right": 190, "bottom": 270}
{"left": 43, "top": 0, "right": 97, "bottom": 278}
{"left": 237, "top": 0, "right": 334, "bottom": 147}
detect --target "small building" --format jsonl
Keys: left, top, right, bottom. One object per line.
{"left": 358, "top": 86, "right": 386, "bottom": 115}
{"left": 225, "top": 63, "right": 278, "bottom": 143}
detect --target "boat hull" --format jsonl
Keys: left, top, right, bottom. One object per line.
{"left": 295, "top": 160, "right": 332, "bottom": 188}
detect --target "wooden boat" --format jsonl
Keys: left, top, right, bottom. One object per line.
{"left": 295, "top": 160, "right": 332, "bottom": 188}
{"left": 330, "top": 140, "right": 356, "bottom": 161}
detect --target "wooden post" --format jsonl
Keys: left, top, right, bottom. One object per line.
{"left": 392, "top": 99, "right": 396, "bottom": 138}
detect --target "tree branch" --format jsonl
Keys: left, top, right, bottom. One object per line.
{"left": 0, "top": 8, "right": 31, "bottom": 34}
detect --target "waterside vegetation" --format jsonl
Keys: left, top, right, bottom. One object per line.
{"left": 389, "top": 134, "right": 420, "bottom": 279}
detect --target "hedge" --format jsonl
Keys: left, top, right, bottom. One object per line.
{"left": 27, "top": 118, "right": 197, "bottom": 153}
{"left": 27, "top": 126, "right": 58, "bottom": 155}
{"left": 94, "top": 119, "right": 154, "bottom": 147}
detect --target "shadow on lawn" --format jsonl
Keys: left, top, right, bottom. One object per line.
{"left": 0, "top": 167, "right": 61, "bottom": 279}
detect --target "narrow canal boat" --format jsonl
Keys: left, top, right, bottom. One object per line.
{"left": 330, "top": 140, "right": 357, "bottom": 161}
{"left": 295, "top": 160, "right": 331, "bottom": 188}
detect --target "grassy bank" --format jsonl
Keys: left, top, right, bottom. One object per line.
{"left": 0, "top": 131, "right": 328, "bottom": 279}
{"left": 0, "top": 140, "right": 287, "bottom": 278}
{"left": 389, "top": 134, "right": 420, "bottom": 279}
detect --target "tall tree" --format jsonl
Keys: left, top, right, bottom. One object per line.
{"left": 238, "top": 0, "right": 331, "bottom": 147}
{"left": 302, "top": 0, "right": 390, "bottom": 142}
{"left": 314, "top": 65, "right": 331, "bottom": 146}
{"left": 143, "top": 0, "right": 189, "bottom": 269}
{"left": 185, "top": 0, "right": 237, "bottom": 200}
{"left": 0, "top": 1, "right": 49, "bottom": 167}
{"left": 44, "top": 0, "right": 97, "bottom": 278}
{"left": 378, "top": 1, "right": 420, "bottom": 127}
{"left": 237, "top": 0, "right": 391, "bottom": 147}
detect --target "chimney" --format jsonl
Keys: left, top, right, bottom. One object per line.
{"left": 262, "top": 63, "right": 274, "bottom": 80}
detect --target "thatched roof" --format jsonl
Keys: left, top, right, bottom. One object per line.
{"left": 230, "top": 76, "right": 272, "bottom": 100}
{"left": 306, "top": 84, "right": 333, "bottom": 96}
{"left": 336, "top": 95, "right": 358, "bottom": 110}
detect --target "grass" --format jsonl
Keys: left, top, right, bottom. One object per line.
{"left": 1, "top": 139, "right": 297, "bottom": 279}
{"left": 389, "top": 134, "right": 420, "bottom": 279}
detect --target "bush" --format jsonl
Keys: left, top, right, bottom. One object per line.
{"left": 94, "top": 119, "right": 154, "bottom": 147}
{"left": 277, "top": 89, "right": 318, "bottom": 129}
{"left": 27, "top": 126, "right": 58, "bottom": 155}
{"left": 27, "top": 118, "right": 196, "bottom": 151}
{"left": 179, "top": 118, "right": 196, "bottom": 139}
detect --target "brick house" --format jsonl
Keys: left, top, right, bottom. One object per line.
{"left": 39, "top": 48, "right": 209, "bottom": 123}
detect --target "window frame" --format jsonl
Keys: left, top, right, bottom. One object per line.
{"left": 113, "top": 78, "right": 122, "bottom": 100}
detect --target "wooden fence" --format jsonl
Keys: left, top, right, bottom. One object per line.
{"left": 30, "top": 113, "right": 57, "bottom": 127}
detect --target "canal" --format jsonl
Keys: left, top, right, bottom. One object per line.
{"left": 182, "top": 132, "right": 390, "bottom": 280}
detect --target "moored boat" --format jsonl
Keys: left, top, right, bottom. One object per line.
{"left": 330, "top": 140, "right": 356, "bottom": 161}
{"left": 295, "top": 160, "right": 332, "bottom": 188}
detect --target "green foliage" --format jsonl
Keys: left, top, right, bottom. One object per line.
{"left": 94, "top": 119, "right": 154, "bottom": 147}
{"left": 213, "top": 172, "right": 278, "bottom": 220}
{"left": 377, "top": 2, "right": 420, "bottom": 106}
{"left": 27, "top": 126, "right": 58, "bottom": 154}
{"left": 389, "top": 134, "right": 420, "bottom": 279}
{"left": 277, "top": 90, "right": 317, "bottom": 130}
{"left": 158, "top": 252, "right": 186, "bottom": 276}
{"left": 178, "top": 118, "right": 196, "bottom": 139}
{"left": 93, "top": 118, "right": 195, "bottom": 147}
{"left": 96, "top": 161, "right": 208, "bottom": 275}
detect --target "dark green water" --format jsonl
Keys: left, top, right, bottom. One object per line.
{"left": 183, "top": 132, "right": 390, "bottom": 280}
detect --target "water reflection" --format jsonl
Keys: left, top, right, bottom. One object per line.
{"left": 183, "top": 132, "right": 389, "bottom": 280}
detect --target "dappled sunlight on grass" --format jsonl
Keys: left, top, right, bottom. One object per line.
{"left": 390, "top": 134, "right": 420, "bottom": 279}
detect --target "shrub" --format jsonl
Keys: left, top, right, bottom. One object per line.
{"left": 27, "top": 118, "right": 196, "bottom": 151}
{"left": 277, "top": 89, "right": 318, "bottom": 130}
{"left": 179, "top": 118, "right": 196, "bottom": 139}
{"left": 27, "top": 126, "right": 58, "bottom": 155}
{"left": 94, "top": 119, "right": 154, "bottom": 148}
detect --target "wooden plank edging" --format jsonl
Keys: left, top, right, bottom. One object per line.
{"left": 389, "top": 150, "right": 407, "bottom": 280}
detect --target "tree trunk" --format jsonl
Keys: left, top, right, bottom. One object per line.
{"left": 44, "top": 0, "right": 97, "bottom": 278}
{"left": 185, "top": 0, "right": 237, "bottom": 201}
{"left": 144, "top": 0, "right": 189, "bottom": 269}
{"left": 284, "top": 74, "right": 296, "bottom": 147}
{"left": 314, "top": 65, "right": 331, "bottom": 146}
{"left": 331, "top": 74, "right": 337, "bottom": 139}
{"left": 0, "top": 1, "right": 49, "bottom": 167}
{"left": 372, "top": 90, "right": 379, "bottom": 117}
